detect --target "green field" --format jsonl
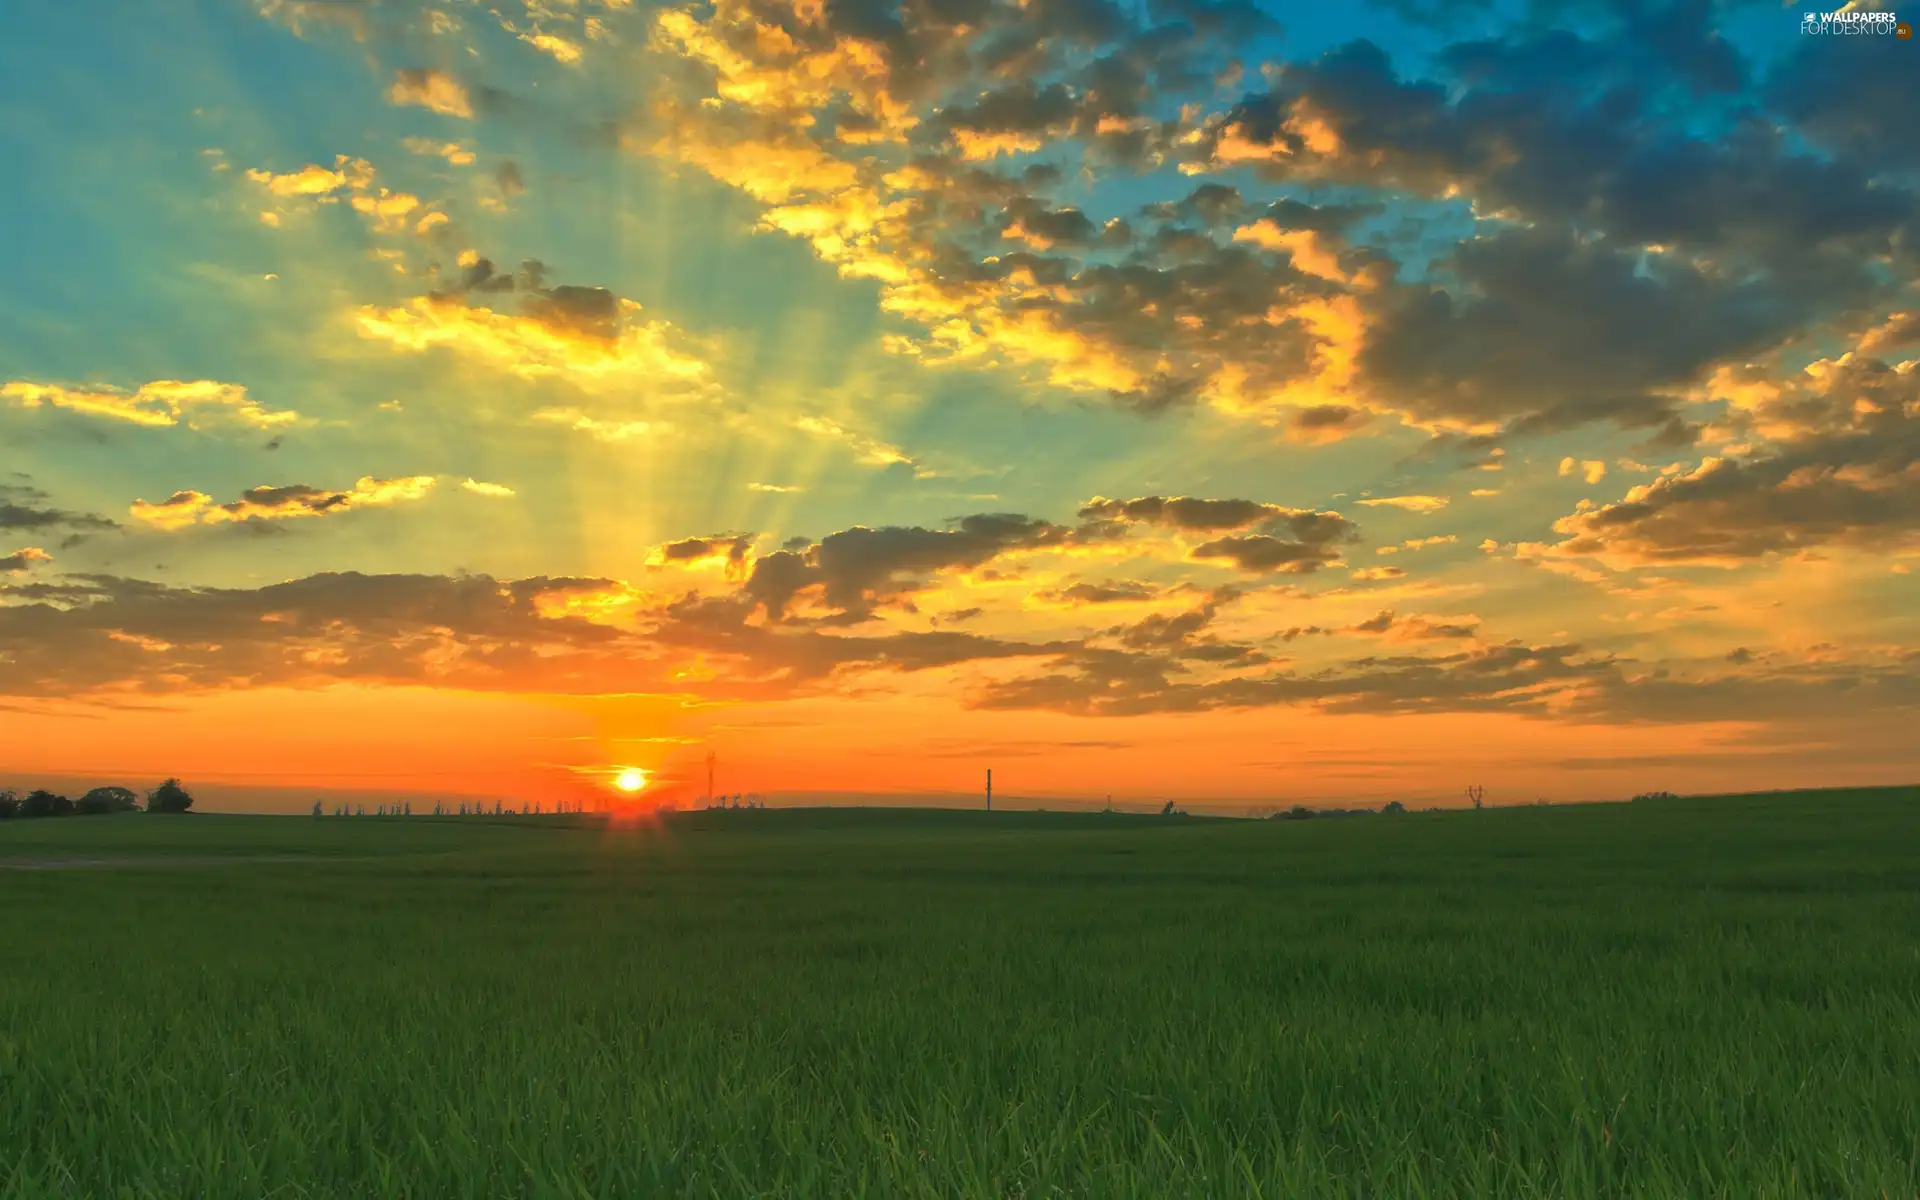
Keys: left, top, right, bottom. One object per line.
{"left": 3, "top": 788, "right": 1919, "bottom": 1198}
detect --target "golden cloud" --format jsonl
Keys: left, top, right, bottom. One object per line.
{"left": 1355, "top": 495, "right": 1449, "bottom": 513}
{"left": 793, "top": 415, "right": 918, "bottom": 470}
{"left": 130, "top": 477, "right": 439, "bottom": 529}
{"left": 401, "top": 137, "right": 477, "bottom": 165}
{"left": 388, "top": 68, "right": 474, "bottom": 118}
{"left": 1559, "top": 457, "right": 1608, "bottom": 485}
{"left": 2, "top": 379, "right": 299, "bottom": 430}
{"left": 530, "top": 408, "right": 660, "bottom": 441}
{"left": 354, "top": 295, "right": 716, "bottom": 392}
{"left": 245, "top": 155, "right": 374, "bottom": 197}
{"left": 0, "top": 546, "right": 52, "bottom": 573}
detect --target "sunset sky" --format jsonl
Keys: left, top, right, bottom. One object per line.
{"left": 2, "top": 0, "right": 1916, "bottom": 812}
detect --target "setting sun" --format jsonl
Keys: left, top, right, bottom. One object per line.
{"left": 613, "top": 768, "right": 647, "bottom": 793}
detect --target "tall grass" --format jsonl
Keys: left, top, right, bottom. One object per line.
{"left": 2, "top": 788, "right": 1918, "bottom": 1197}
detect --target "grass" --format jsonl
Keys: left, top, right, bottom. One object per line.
{"left": 2, "top": 787, "right": 1918, "bottom": 1197}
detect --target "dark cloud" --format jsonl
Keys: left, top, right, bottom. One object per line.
{"left": 1766, "top": 33, "right": 1920, "bottom": 171}
{"left": 1348, "top": 609, "right": 1480, "bottom": 639}
{"left": 522, "top": 285, "right": 620, "bottom": 341}
{"left": 0, "top": 483, "right": 119, "bottom": 536}
{"left": 1213, "top": 32, "right": 1913, "bottom": 275}
{"left": 1078, "top": 495, "right": 1280, "bottom": 531}
{"left": 1076, "top": 495, "right": 1359, "bottom": 573}
{"left": 430, "top": 256, "right": 520, "bottom": 300}
{"left": 974, "top": 639, "right": 1617, "bottom": 716}
{"left": 658, "top": 533, "right": 754, "bottom": 567}
{"left": 1140, "top": 183, "right": 1246, "bottom": 227}
{"left": 1290, "top": 404, "right": 1369, "bottom": 439}
{"left": 0, "top": 547, "right": 51, "bottom": 574}
{"left": 748, "top": 513, "right": 1080, "bottom": 621}
{"left": 1039, "top": 579, "right": 1159, "bottom": 605}
{"left": 1551, "top": 352, "right": 1920, "bottom": 564}
{"left": 1357, "top": 223, "right": 1816, "bottom": 433}
{"left": 0, "top": 572, "right": 632, "bottom": 697}
{"left": 224, "top": 484, "right": 351, "bottom": 517}
{"left": 1189, "top": 533, "right": 1345, "bottom": 574}
{"left": 0, "top": 501, "right": 115, "bottom": 534}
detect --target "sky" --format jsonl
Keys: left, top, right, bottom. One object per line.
{"left": 1, "top": 0, "right": 1916, "bottom": 814}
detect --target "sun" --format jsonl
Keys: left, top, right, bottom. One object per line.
{"left": 613, "top": 768, "right": 647, "bottom": 793}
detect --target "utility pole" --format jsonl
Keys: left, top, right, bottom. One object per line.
{"left": 707, "top": 750, "right": 717, "bottom": 807}
{"left": 986, "top": 768, "right": 992, "bottom": 812}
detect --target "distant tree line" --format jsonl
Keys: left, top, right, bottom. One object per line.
{"left": 1270, "top": 800, "right": 1408, "bottom": 820}
{"left": 0, "top": 778, "right": 194, "bottom": 820}
{"left": 311, "top": 798, "right": 594, "bottom": 817}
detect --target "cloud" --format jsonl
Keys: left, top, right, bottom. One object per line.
{"left": 388, "top": 68, "right": 474, "bottom": 118}
{"left": 243, "top": 154, "right": 439, "bottom": 235}
{"left": 1378, "top": 535, "right": 1456, "bottom": 554}
{"left": 1077, "top": 494, "right": 1360, "bottom": 574}
{"left": 1356, "top": 495, "right": 1448, "bottom": 513}
{"left": 1077, "top": 495, "right": 1297, "bottom": 533}
{"left": 401, "top": 138, "right": 476, "bottom": 166}
{"left": 746, "top": 512, "right": 1082, "bottom": 621}
{"left": 245, "top": 156, "right": 374, "bottom": 196}
{"left": 2, "top": 379, "right": 299, "bottom": 430}
{"left": 129, "top": 477, "right": 438, "bottom": 529}
{"left": 1346, "top": 609, "right": 1480, "bottom": 640}
{"left": 529, "top": 409, "right": 659, "bottom": 441}
{"left": 1188, "top": 533, "right": 1346, "bottom": 574}
{"left": 1559, "top": 457, "right": 1607, "bottom": 485}
{"left": 0, "top": 483, "right": 118, "bottom": 537}
{"left": 460, "top": 479, "right": 516, "bottom": 497}
{"left": 0, "top": 547, "right": 50, "bottom": 574}
{"left": 1766, "top": 34, "right": 1920, "bottom": 172}
{"left": 1549, "top": 351, "right": 1920, "bottom": 567}
{"left": 1035, "top": 580, "right": 1159, "bottom": 606}
{"left": 653, "top": 533, "right": 755, "bottom": 577}
{"left": 792, "top": 416, "right": 920, "bottom": 472}
{"left": 355, "top": 285, "right": 716, "bottom": 396}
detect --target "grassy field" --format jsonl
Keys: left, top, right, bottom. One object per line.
{"left": 2, "top": 788, "right": 1918, "bottom": 1198}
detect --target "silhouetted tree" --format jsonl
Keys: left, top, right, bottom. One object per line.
{"left": 21, "top": 790, "right": 73, "bottom": 818}
{"left": 0, "top": 790, "right": 16, "bottom": 819}
{"left": 146, "top": 778, "right": 195, "bottom": 814}
{"left": 1382, "top": 801, "right": 1407, "bottom": 815}
{"left": 77, "top": 786, "right": 139, "bottom": 815}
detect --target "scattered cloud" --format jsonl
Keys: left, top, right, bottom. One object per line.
{"left": 1356, "top": 495, "right": 1449, "bottom": 513}
{"left": 387, "top": 68, "right": 474, "bottom": 118}
{"left": 1559, "top": 457, "right": 1608, "bottom": 485}
{"left": 3, "top": 379, "right": 299, "bottom": 430}
{"left": 130, "top": 476, "right": 438, "bottom": 530}
{"left": 0, "top": 547, "right": 51, "bottom": 573}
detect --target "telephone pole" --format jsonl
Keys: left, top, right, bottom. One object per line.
{"left": 986, "top": 768, "right": 992, "bottom": 812}
{"left": 707, "top": 750, "right": 716, "bottom": 806}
